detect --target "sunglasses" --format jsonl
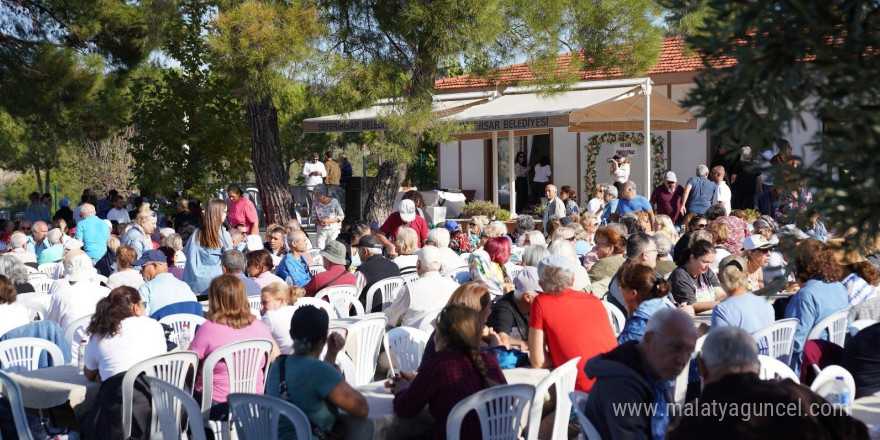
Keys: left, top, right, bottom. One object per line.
{"left": 695, "top": 223, "right": 708, "bottom": 229}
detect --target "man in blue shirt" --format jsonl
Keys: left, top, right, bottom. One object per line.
{"left": 680, "top": 164, "right": 717, "bottom": 215}
{"left": 74, "top": 203, "right": 110, "bottom": 260}
{"left": 615, "top": 180, "right": 655, "bottom": 225}
{"left": 276, "top": 230, "right": 312, "bottom": 287}
{"left": 136, "top": 249, "right": 199, "bottom": 317}
{"left": 26, "top": 221, "right": 49, "bottom": 259}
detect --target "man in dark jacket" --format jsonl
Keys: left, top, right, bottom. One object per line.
{"left": 584, "top": 308, "right": 696, "bottom": 440}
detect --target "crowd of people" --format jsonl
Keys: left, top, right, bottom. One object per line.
{"left": 0, "top": 143, "right": 878, "bottom": 439}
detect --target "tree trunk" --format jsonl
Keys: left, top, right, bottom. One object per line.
{"left": 245, "top": 99, "right": 294, "bottom": 225}
{"left": 34, "top": 164, "right": 43, "bottom": 194}
{"left": 44, "top": 167, "right": 50, "bottom": 196}
{"left": 362, "top": 160, "right": 409, "bottom": 223}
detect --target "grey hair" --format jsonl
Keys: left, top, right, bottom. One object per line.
{"left": 538, "top": 265, "right": 573, "bottom": 293}
{"left": 516, "top": 215, "right": 535, "bottom": 233}
{"left": 607, "top": 222, "right": 628, "bottom": 237}
{"left": 427, "top": 228, "right": 451, "bottom": 248}
{"left": 551, "top": 226, "right": 575, "bottom": 242}
{"left": 8, "top": 233, "right": 27, "bottom": 250}
{"left": 522, "top": 245, "right": 550, "bottom": 267}
{"left": 523, "top": 230, "right": 546, "bottom": 247}
{"left": 697, "top": 164, "right": 709, "bottom": 177}
{"left": 159, "top": 227, "right": 175, "bottom": 240}
{"left": 286, "top": 230, "right": 306, "bottom": 247}
{"left": 689, "top": 230, "right": 713, "bottom": 247}
{"left": 622, "top": 181, "right": 637, "bottom": 193}
{"left": 626, "top": 233, "right": 656, "bottom": 260}
{"left": 47, "top": 228, "right": 62, "bottom": 245}
{"left": 700, "top": 326, "right": 760, "bottom": 372}
{"left": 654, "top": 233, "right": 672, "bottom": 257}
{"left": 80, "top": 203, "right": 96, "bottom": 216}
{"left": 486, "top": 221, "right": 507, "bottom": 238}
{"left": 548, "top": 239, "right": 579, "bottom": 268}
{"left": 644, "top": 307, "right": 692, "bottom": 335}
{"left": 163, "top": 233, "right": 184, "bottom": 251}
{"left": 604, "top": 184, "right": 618, "bottom": 198}
{"left": 417, "top": 245, "right": 443, "bottom": 272}
{"left": 221, "top": 250, "right": 246, "bottom": 273}
{"left": 0, "top": 255, "right": 28, "bottom": 285}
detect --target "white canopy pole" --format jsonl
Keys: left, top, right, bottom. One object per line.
{"left": 492, "top": 130, "right": 499, "bottom": 205}
{"left": 508, "top": 130, "right": 515, "bottom": 215}
{"left": 643, "top": 81, "right": 652, "bottom": 196}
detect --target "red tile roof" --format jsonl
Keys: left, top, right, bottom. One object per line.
{"left": 434, "top": 37, "right": 736, "bottom": 90}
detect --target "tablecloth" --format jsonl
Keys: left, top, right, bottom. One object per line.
{"left": 7, "top": 365, "right": 101, "bottom": 419}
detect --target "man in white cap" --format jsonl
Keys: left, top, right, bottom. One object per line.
{"left": 384, "top": 245, "right": 459, "bottom": 329}
{"left": 46, "top": 252, "right": 111, "bottom": 331}
{"left": 377, "top": 199, "right": 428, "bottom": 258}
{"left": 487, "top": 266, "right": 543, "bottom": 348}
{"left": 650, "top": 171, "right": 685, "bottom": 225}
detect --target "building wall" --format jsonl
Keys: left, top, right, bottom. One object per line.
{"left": 551, "top": 127, "right": 578, "bottom": 198}
{"left": 438, "top": 141, "right": 459, "bottom": 190}
{"left": 460, "top": 139, "right": 486, "bottom": 200}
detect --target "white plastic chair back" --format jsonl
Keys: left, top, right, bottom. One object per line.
{"left": 316, "top": 289, "right": 364, "bottom": 317}
{"left": 758, "top": 354, "right": 800, "bottom": 383}
{"left": 401, "top": 272, "right": 420, "bottom": 284}
{"left": 751, "top": 318, "right": 799, "bottom": 365}
{"left": 0, "top": 337, "right": 65, "bottom": 372}
{"left": 527, "top": 357, "right": 580, "bottom": 440}
{"left": 309, "top": 265, "right": 326, "bottom": 276}
{"left": 673, "top": 334, "right": 706, "bottom": 405}
{"left": 37, "top": 262, "right": 63, "bottom": 279}
{"left": 810, "top": 365, "right": 856, "bottom": 401}
{"left": 200, "top": 338, "right": 273, "bottom": 419}
{"left": 64, "top": 314, "right": 93, "bottom": 365}
{"left": 146, "top": 376, "right": 207, "bottom": 440}
{"left": 446, "top": 383, "right": 533, "bottom": 440}
{"left": 0, "top": 370, "right": 36, "bottom": 440}
{"left": 569, "top": 391, "right": 602, "bottom": 440}
{"left": 601, "top": 301, "right": 626, "bottom": 336}
{"left": 18, "top": 300, "right": 47, "bottom": 321}
{"left": 122, "top": 351, "right": 200, "bottom": 439}
{"left": 27, "top": 271, "right": 49, "bottom": 282}
{"left": 159, "top": 314, "right": 207, "bottom": 345}
{"left": 291, "top": 297, "right": 338, "bottom": 319}
{"left": 363, "top": 277, "right": 405, "bottom": 312}
{"left": 850, "top": 319, "right": 878, "bottom": 332}
{"left": 308, "top": 248, "right": 323, "bottom": 265}
{"left": 174, "top": 261, "right": 187, "bottom": 269}
{"left": 248, "top": 296, "right": 261, "bottom": 317}
{"left": 807, "top": 309, "right": 850, "bottom": 347}
{"left": 345, "top": 316, "right": 387, "bottom": 386}
{"left": 505, "top": 263, "right": 524, "bottom": 281}
{"left": 445, "top": 266, "right": 471, "bottom": 284}
{"left": 228, "top": 393, "right": 312, "bottom": 440}
{"left": 415, "top": 308, "right": 442, "bottom": 334}
{"left": 29, "top": 277, "right": 54, "bottom": 295}
{"left": 383, "top": 327, "right": 430, "bottom": 377}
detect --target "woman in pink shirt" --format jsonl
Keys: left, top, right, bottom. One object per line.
{"left": 189, "top": 274, "right": 280, "bottom": 419}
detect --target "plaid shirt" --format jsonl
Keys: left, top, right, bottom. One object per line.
{"left": 393, "top": 351, "right": 507, "bottom": 440}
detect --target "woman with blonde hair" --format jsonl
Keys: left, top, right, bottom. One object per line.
{"left": 182, "top": 199, "right": 233, "bottom": 294}
{"left": 106, "top": 245, "right": 144, "bottom": 290}
{"left": 393, "top": 227, "right": 420, "bottom": 275}
{"left": 190, "top": 275, "right": 279, "bottom": 418}
{"left": 260, "top": 282, "right": 305, "bottom": 354}
{"left": 653, "top": 214, "right": 679, "bottom": 244}
{"left": 579, "top": 214, "right": 600, "bottom": 246}
{"left": 121, "top": 210, "right": 157, "bottom": 259}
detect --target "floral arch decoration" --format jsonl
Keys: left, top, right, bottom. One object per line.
{"left": 583, "top": 132, "right": 667, "bottom": 196}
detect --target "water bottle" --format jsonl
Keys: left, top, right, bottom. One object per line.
{"left": 827, "top": 376, "right": 852, "bottom": 415}
{"left": 179, "top": 323, "right": 191, "bottom": 350}
{"left": 77, "top": 339, "right": 87, "bottom": 375}
{"left": 509, "top": 327, "right": 522, "bottom": 351}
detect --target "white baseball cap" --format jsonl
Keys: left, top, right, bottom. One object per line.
{"left": 664, "top": 171, "right": 677, "bottom": 183}
{"left": 399, "top": 199, "right": 416, "bottom": 222}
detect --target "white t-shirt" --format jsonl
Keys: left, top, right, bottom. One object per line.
{"left": 384, "top": 272, "right": 459, "bottom": 328}
{"left": 393, "top": 254, "right": 419, "bottom": 275}
{"left": 302, "top": 161, "right": 327, "bottom": 187}
{"left": 46, "top": 280, "right": 111, "bottom": 332}
{"left": 586, "top": 198, "right": 604, "bottom": 215}
{"left": 0, "top": 303, "right": 31, "bottom": 336}
{"left": 613, "top": 163, "right": 630, "bottom": 184}
{"left": 262, "top": 305, "right": 296, "bottom": 354}
{"left": 712, "top": 181, "right": 732, "bottom": 215}
{"left": 106, "top": 208, "right": 131, "bottom": 224}
{"left": 106, "top": 269, "right": 145, "bottom": 290}
{"left": 711, "top": 246, "right": 732, "bottom": 274}
{"left": 84, "top": 316, "right": 167, "bottom": 379}
{"left": 533, "top": 164, "right": 551, "bottom": 183}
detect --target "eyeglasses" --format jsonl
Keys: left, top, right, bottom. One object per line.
{"left": 695, "top": 223, "right": 708, "bottom": 229}
{"left": 755, "top": 248, "right": 772, "bottom": 254}
{"left": 21, "top": 227, "right": 31, "bottom": 231}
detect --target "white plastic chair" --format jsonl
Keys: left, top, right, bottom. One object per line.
{"left": 505, "top": 263, "right": 523, "bottom": 281}
{"left": 383, "top": 327, "right": 430, "bottom": 377}
{"left": 247, "top": 296, "right": 261, "bottom": 317}
{"left": 291, "top": 297, "right": 338, "bottom": 319}
{"left": 415, "top": 308, "right": 442, "bottom": 334}
{"left": 446, "top": 383, "right": 534, "bottom": 440}
{"left": 673, "top": 334, "right": 706, "bottom": 405}
{"left": 228, "top": 393, "right": 312, "bottom": 440}
{"left": 569, "top": 391, "right": 602, "bottom": 440}
{"left": 807, "top": 309, "right": 850, "bottom": 347}
{"left": 159, "top": 314, "right": 207, "bottom": 345}
{"left": 122, "top": 351, "right": 200, "bottom": 440}
{"left": 810, "top": 365, "right": 856, "bottom": 400}
{"left": 363, "top": 277, "right": 405, "bottom": 312}
{"left": 200, "top": 339, "right": 274, "bottom": 440}
{"left": 308, "top": 248, "right": 323, "bottom": 265}
{"left": 64, "top": 314, "right": 93, "bottom": 366}
{"left": 18, "top": 300, "right": 47, "bottom": 321}
{"left": 445, "top": 266, "right": 471, "bottom": 284}
{"left": 0, "top": 337, "right": 65, "bottom": 372}
{"left": 601, "top": 301, "right": 626, "bottom": 336}
{"left": 309, "top": 265, "right": 326, "bottom": 276}
{"left": 174, "top": 261, "right": 187, "bottom": 269}
{"left": 751, "top": 318, "right": 799, "bottom": 366}
{"left": 27, "top": 271, "right": 49, "bottom": 282}
{"left": 146, "top": 376, "right": 207, "bottom": 440}
{"left": 37, "top": 262, "right": 63, "bottom": 279}
{"left": 316, "top": 287, "right": 365, "bottom": 317}
{"left": 527, "top": 357, "right": 581, "bottom": 440}
{"left": 0, "top": 370, "right": 36, "bottom": 440}
{"left": 758, "top": 354, "right": 800, "bottom": 383}
{"left": 401, "top": 272, "right": 420, "bottom": 284}
{"left": 29, "top": 277, "right": 54, "bottom": 295}
{"left": 344, "top": 316, "right": 387, "bottom": 386}
{"left": 850, "top": 319, "right": 878, "bottom": 332}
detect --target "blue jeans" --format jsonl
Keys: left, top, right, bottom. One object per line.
{"left": 758, "top": 183, "right": 775, "bottom": 215}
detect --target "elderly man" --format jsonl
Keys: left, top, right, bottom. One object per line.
{"left": 74, "top": 203, "right": 110, "bottom": 261}
{"left": 650, "top": 171, "right": 684, "bottom": 225}
{"left": 423, "top": 228, "right": 462, "bottom": 274}
{"left": 670, "top": 326, "right": 869, "bottom": 439}
{"left": 136, "top": 249, "right": 200, "bottom": 318}
{"left": 710, "top": 165, "right": 731, "bottom": 216}
{"left": 227, "top": 185, "right": 259, "bottom": 236}
{"left": 37, "top": 228, "right": 65, "bottom": 265}
{"left": 302, "top": 152, "right": 326, "bottom": 189}
{"left": 542, "top": 184, "right": 566, "bottom": 226}
{"left": 221, "top": 250, "right": 261, "bottom": 297}
{"left": 384, "top": 246, "right": 459, "bottom": 328}
{"left": 615, "top": 181, "right": 655, "bottom": 225}
{"left": 488, "top": 266, "right": 542, "bottom": 348}
{"left": 7, "top": 233, "right": 36, "bottom": 266}
{"left": 584, "top": 308, "right": 696, "bottom": 440}
{"left": 600, "top": 184, "right": 619, "bottom": 224}
{"left": 47, "top": 252, "right": 111, "bottom": 331}
{"left": 529, "top": 255, "right": 618, "bottom": 391}
{"left": 276, "top": 230, "right": 313, "bottom": 288}
{"left": 26, "top": 221, "right": 49, "bottom": 258}
{"left": 304, "top": 241, "right": 357, "bottom": 297}
{"left": 377, "top": 199, "right": 428, "bottom": 257}
{"left": 354, "top": 235, "right": 401, "bottom": 309}
{"left": 681, "top": 164, "right": 717, "bottom": 216}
